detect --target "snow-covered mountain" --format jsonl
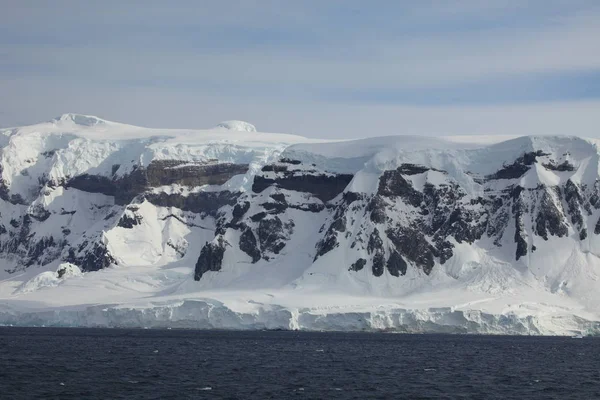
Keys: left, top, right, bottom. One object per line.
{"left": 1, "top": 113, "right": 600, "bottom": 335}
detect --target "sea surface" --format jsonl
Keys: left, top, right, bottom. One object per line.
{"left": 0, "top": 327, "right": 599, "bottom": 399}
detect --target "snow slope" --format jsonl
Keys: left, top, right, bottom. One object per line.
{"left": 0, "top": 114, "right": 599, "bottom": 335}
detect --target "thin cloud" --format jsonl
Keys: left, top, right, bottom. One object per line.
{"left": 0, "top": 0, "right": 599, "bottom": 136}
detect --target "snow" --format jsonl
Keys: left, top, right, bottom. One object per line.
{"left": 15, "top": 263, "right": 82, "bottom": 294}
{"left": 215, "top": 120, "right": 257, "bottom": 132}
{"left": 1, "top": 115, "right": 600, "bottom": 335}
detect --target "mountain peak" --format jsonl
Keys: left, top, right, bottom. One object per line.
{"left": 215, "top": 120, "right": 257, "bottom": 132}
{"left": 52, "top": 113, "right": 107, "bottom": 127}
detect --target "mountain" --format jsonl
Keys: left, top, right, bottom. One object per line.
{"left": 1, "top": 114, "right": 599, "bottom": 335}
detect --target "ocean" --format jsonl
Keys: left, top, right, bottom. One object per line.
{"left": 1, "top": 327, "right": 598, "bottom": 399}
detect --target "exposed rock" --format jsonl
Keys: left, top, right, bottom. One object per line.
{"left": 367, "top": 229, "right": 383, "bottom": 255}
{"left": 261, "top": 202, "right": 287, "bottom": 214}
{"left": 386, "top": 227, "right": 436, "bottom": 275}
{"left": 66, "top": 174, "right": 120, "bottom": 198}
{"left": 144, "top": 191, "right": 239, "bottom": 216}
{"left": 117, "top": 211, "right": 143, "bottom": 228}
{"left": 372, "top": 252, "right": 385, "bottom": 277}
{"left": 195, "top": 238, "right": 227, "bottom": 281}
{"left": 269, "top": 193, "right": 286, "bottom": 203}
{"left": 349, "top": 258, "right": 366, "bottom": 272}
{"left": 239, "top": 228, "right": 261, "bottom": 263}
{"left": 258, "top": 217, "right": 288, "bottom": 256}
{"left": 314, "top": 207, "right": 349, "bottom": 261}
{"left": 253, "top": 173, "right": 353, "bottom": 203}
{"left": 250, "top": 212, "right": 268, "bottom": 222}
{"left": 563, "top": 180, "right": 584, "bottom": 234}
{"left": 367, "top": 196, "right": 387, "bottom": 224}
{"left": 486, "top": 151, "right": 547, "bottom": 180}
{"left": 386, "top": 250, "right": 407, "bottom": 277}
{"left": 595, "top": 216, "right": 600, "bottom": 235}
{"left": 67, "top": 160, "right": 247, "bottom": 205}
{"left": 231, "top": 201, "right": 250, "bottom": 224}
{"left": 26, "top": 236, "right": 61, "bottom": 266}
{"left": 543, "top": 160, "right": 575, "bottom": 172}
{"left": 111, "top": 164, "right": 121, "bottom": 176}
{"left": 378, "top": 169, "right": 423, "bottom": 207}
{"left": 314, "top": 233, "right": 338, "bottom": 261}
{"left": 512, "top": 188, "right": 528, "bottom": 261}
{"left": 166, "top": 239, "right": 187, "bottom": 258}
{"left": 535, "top": 188, "right": 568, "bottom": 240}
{"left": 330, "top": 213, "right": 347, "bottom": 233}
{"left": 288, "top": 203, "right": 325, "bottom": 213}
{"left": 279, "top": 158, "right": 302, "bottom": 165}
{"left": 76, "top": 242, "right": 117, "bottom": 272}
{"left": 396, "top": 164, "right": 430, "bottom": 175}
{"left": 146, "top": 161, "right": 248, "bottom": 188}
{"left": 261, "top": 164, "right": 288, "bottom": 173}
{"left": 342, "top": 191, "right": 362, "bottom": 204}
{"left": 29, "top": 205, "right": 51, "bottom": 222}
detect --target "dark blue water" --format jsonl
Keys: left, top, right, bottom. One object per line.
{"left": 1, "top": 328, "right": 599, "bottom": 399}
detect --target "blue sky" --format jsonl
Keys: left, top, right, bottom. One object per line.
{"left": 1, "top": 0, "right": 599, "bottom": 137}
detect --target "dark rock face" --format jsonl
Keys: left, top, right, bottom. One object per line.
{"left": 67, "top": 160, "right": 248, "bottom": 205}
{"left": 367, "top": 229, "right": 383, "bottom": 255}
{"left": 261, "top": 164, "right": 288, "bottom": 173}
{"left": 232, "top": 202, "right": 250, "bottom": 224}
{"left": 511, "top": 187, "right": 528, "bottom": 261}
{"left": 589, "top": 180, "right": 600, "bottom": 210}
{"left": 377, "top": 169, "right": 423, "bottom": 207}
{"left": 8, "top": 144, "right": 598, "bottom": 282}
{"left": 486, "top": 151, "right": 547, "bottom": 180}
{"left": 345, "top": 153, "right": 593, "bottom": 276}
{"left": 314, "top": 204, "right": 351, "bottom": 261}
{"left": 239, "top": 227, "right": 261, "bottom": 263}
{"left": 0, "top": 165, "right": 27, "bottom": 205}
{"left": 144, "top": 191, "right": 239, "bottom": 216}
{"left": 253, "top": 173, "right": 353, "bottom": 202}
{"left": 250, "top": 212, "right": 267, "bottom": 222}
{"left": 194, "top": 238, "right": 227, "bottom": 281}
{"left": 386, "top": 251, "right": 407, "bottom": 277}
{"left": 386, "top": 227, "right": 436, "bottom": 275}
{"left": 258, "top": 217, "right": 289, "bottom": 256}
{"left": 270, "top": 193, "right": 286, "bottom": 203}
{"left": 146, "top": 161, "right": 248, "bottom": 188}
{"left": 372, "top": 252, "right": 385, "bottom": 277}
{"left": 279, "top": 158, "right": 302, "bottom": 165}
{"left": 117, "top": 212, "right": 143, "bottom": 228}
{"left": 66, "top": 174, "right": 119, "bottom": 198}
{"left": 535, "top": 188, "right": 568, "bottom": 241}
{"left": 396, "top": 164, "right": 431, "bottom": 175}
{"left": 367, "top": 229, "right": 386, "bottom": 277}
{"left": 260, "top": 202, "right": 287, "bottom": 214}
{"left": 77, "top": 242, "right": 117, "bottom": 272}
{"left": 543, "top": 160, "right": 575, "bottom": 172}
{"left": 367, "top": 196, "right": 387, "bottom": 224}
{"left": 314, "top": 233, "right": 338, "bottom": 261}
{"left": 29, "top": 205, "right": 51, "bottom": 222}
{"left": 26, "top": 236, "right": 66, "bottom": 267}
{"left": 349, "top": 258, "right": 366, "bottom": 272}
{"left": 563, "top": 180, "right": 586, "bottom": 238}
{"left": 56, "top": 265, "right": 69, "bottom": 278}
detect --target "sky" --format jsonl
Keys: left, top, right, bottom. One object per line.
{"left": 1, "top": 0, "right": 600, "bottom": 138}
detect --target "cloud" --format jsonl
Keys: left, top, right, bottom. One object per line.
{"left": 0, "top": 0, "right": 599, "bottom": 136}
{"left": 2, "top": 77, "right": 599, "bottom": 139}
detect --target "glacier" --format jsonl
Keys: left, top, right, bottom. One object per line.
{"left": 1, "top": 113, "right": 600, "bottom": 335}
